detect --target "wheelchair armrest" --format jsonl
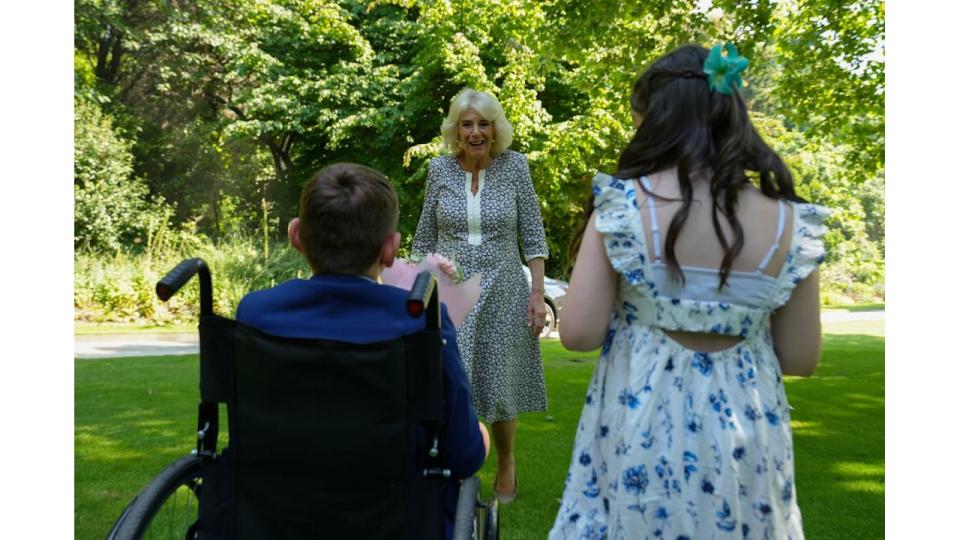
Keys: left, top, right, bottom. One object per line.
{"left": 452, "top": 476, "right": 480, "bottom": 540}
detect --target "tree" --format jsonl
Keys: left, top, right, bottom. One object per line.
{"left": 73, "top": 0, "right": 885, "bottom": 298}
{"left": 74, "top": 97, "right": 170, "bottom": 252}
{"left": 771, "top": 0, "right": 884, "bottom": 182}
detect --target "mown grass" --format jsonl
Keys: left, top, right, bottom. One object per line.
{"left": 75, "top": 320, "right": 883, "bottom": 539}
{"left": 823, "top": 302, "right": 885, "bottom": 313}
{"left": 75, "top": 322, "right": 198, "bottom": 335}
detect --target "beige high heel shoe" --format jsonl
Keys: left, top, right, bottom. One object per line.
{"left": 494, "top": 470, "right": 518, "bottom": 504}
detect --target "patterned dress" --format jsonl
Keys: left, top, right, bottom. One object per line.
{"left": 549, "top": 173, "right": 830, "bottom": 539}
{"left": 413, "top": 150, "right": 549, "bottom": 422}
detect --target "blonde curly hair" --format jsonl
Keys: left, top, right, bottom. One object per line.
{"left": 440, "top": 88, "right": 513, "bottom": 156}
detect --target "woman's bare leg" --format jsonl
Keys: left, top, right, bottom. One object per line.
{"left": 492, "top": 419, "right": 517, "bottom": 495}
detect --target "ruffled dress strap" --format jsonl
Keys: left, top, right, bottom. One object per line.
{"left": 768, "top": 202, "right": 832, "bottom": 309}
{"left": 592, "top": 172, "right": 657, "bottom": 295}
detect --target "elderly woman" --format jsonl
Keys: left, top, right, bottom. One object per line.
{"left": 413, "top": 88, "right": 549, "bottom": 503}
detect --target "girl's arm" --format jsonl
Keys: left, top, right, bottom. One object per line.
{"left": 559, "top": 212, "right": 618, "bottom": 351}
{"left": 770, "top": 269, "right": 822, "bottom": 376}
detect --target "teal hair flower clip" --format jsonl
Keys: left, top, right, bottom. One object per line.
{"left": 703, "top": 42, "right": 749, "bottom": 95}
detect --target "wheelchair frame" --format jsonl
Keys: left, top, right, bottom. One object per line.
{"left": 107, "top": 258, "right": 498, "bottom": 540}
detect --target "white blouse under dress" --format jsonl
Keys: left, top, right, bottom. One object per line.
{"left": 549, "top": 173, "right": 830, "bottom": 540}
{"left": 412, "top": 150, "right": 550, "bottom": 422}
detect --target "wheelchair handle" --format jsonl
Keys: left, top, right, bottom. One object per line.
{"left": 407, "top": 271, "right": 440, "bottom": 330}
{"left": 156, "top": 258, "right": 214, "bottom": 316}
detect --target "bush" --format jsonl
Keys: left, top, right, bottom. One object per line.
{"left": 75, "top": 233, "right": 308, "bottom": 325}
{"left": 74, "top": 97, "right": 173, "bottom": 253}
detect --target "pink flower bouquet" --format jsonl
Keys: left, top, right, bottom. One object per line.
{"left": 380, "top": 253, "right": 482, "bottom": 328}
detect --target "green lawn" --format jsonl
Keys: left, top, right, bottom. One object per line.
{"left": 75, "top": 320, "right": 884, "bottom": 539}
{"left": 75, "top": 321, "right": 197, "bottom": 335}
{"left": 823, "top": 303, "right": 885, "bottom": 313}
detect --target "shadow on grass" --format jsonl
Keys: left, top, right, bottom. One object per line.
{"left": 493, "top": 336, "right": 886, "bottom": 539}
{"left": 785, "top": 333, "right": 885, "bottom": 539}
{"left": 75, "top": 355, "right": 203, "bottom": 540}
{"left": 75, "top": 335, "right": 884, "bottom": 540}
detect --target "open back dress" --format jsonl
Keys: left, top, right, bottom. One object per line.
{"left": 549, "top": 173, "right": 830, "bottom": 539}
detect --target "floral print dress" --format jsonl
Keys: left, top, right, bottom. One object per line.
{"left": 549, "top": 173, "right": 830, "bottom": 540}
{"left": 412, "top": 150, "right": 549, "bottom": 422}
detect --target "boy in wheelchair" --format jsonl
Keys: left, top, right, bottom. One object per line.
{"left": 236, "top": 162, "right": 490, "bottom": 539}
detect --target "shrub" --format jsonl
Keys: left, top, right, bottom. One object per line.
{"left": 74, "top": 97, "right": 173, "bottom": 253}
{"left": 75, "top": 234, "right": 308, "bottom": 325}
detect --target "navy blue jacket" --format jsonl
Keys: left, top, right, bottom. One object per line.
{"left": 236, "top": 274, "right": 485, "bottom": 538}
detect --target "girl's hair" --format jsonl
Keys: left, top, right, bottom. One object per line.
{"left": 440, "top": 88, "right": 513, "bottom": 156}
{"left": 569, "top": 44, "right": 805, "bottom": 288}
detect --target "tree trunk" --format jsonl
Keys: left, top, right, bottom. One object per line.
{"left": 96, "top": 25, "right": 124, "bottom": 85}
{"left": 264, "top": 133, "right": 295, "bottom": 236}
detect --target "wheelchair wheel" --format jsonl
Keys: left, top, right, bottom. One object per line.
{"left": 482, "top": 497, "right": 499, "bottom": 540}
{"left": 108, "top": 455, "right": 203, "bottom": 540}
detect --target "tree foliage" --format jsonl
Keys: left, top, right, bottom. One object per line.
{"left": 74, "top": 0, "right": 885, "bottom": 299}
{"left": 74, "top": 97, "right": 171, "bottom": 253}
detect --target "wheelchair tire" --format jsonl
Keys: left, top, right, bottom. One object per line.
{"left": 483, "top": 497, "right": 499, "bottom": 540}
{"left": 108, "top": 455, "right": 203, "bottom": 540}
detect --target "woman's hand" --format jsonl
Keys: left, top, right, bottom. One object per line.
{"left": 434, "top": 255, "right": 458, "bottom": 279}
{"left": 527, "top": 289, "right": 546, "bottom": 337}
{"left": 425, "top": 253, "right": 459, "bottom": 281}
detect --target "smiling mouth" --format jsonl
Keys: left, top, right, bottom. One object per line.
{"left": 469, "top": 140, "right": 486, "bottom": 147}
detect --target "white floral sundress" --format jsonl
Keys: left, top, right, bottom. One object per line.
{"left": 549, "top": 173, "right": 830, "bottom": 540}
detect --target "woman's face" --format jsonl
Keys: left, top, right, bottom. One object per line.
{"left": 458, "top": 108, "right": 494, "bottom": 159}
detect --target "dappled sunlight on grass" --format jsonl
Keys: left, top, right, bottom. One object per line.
{"left": 75, "top": 330, "right": 882, "bottom": 540}
{"left": 833, "top": 460, "right": 885, "bottom": 494}
{"left": 841, "top": 392, "right": 884, "bottom": 405}
{"left": 75, "top": 432, "right": 147, "bottom": 461}
{"left": 833, "top": 461, "right": 885, "bottom": 495}
{"left": 838, "top": 478, "right": 884, "bottom": 494}
{"left": 789, "top": 419, "right": 826, "bottom": 437}
{"left": 833, "top": 461, "right": 884, "bottom": 476}
{"left": 786, "top": 332, "right": 884, "bottom": 538}
{"left": 75, "top": 354, "right": 202, "bottom": 540}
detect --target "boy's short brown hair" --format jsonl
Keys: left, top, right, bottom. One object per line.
{"left": 298, "top": 163, "right": 399, "bottom": 275}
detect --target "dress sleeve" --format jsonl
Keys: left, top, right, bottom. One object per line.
{"left": 412, "top": 159, "right": 440, "bottom": 257}
{"left": 592, "top": 172, "right": 655, "bottom": 292}
{"left": 769, "top": 202, "right": 832, "bottom": 309}
{"left": 514, "top": 152, "right": 549, "bottom": 261}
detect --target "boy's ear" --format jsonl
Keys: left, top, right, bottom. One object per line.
{"left": 381, "top": 232, "right": 401, "bottom": 268}
{"left": 288, "top": 218, "right": 304, "bottom": 253}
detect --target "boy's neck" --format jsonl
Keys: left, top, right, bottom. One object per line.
{"left": 309, "top": 267, "right": 381, "bottom": 282}
{"left": 361, "top": 262, "right": 382, "bottom": 282}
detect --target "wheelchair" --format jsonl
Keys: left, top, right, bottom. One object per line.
{"left": 107, "top": 258, "right": 499, "bottom": 540}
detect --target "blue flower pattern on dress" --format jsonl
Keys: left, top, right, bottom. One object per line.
{"left": 623, "top": 465, "right": 650, "bottom": 496}
{"left": 619, "top": 388, "right": 642, "bottom": 409}
{"left": 549, "top": 174, "right": 829, "bottom": 539}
